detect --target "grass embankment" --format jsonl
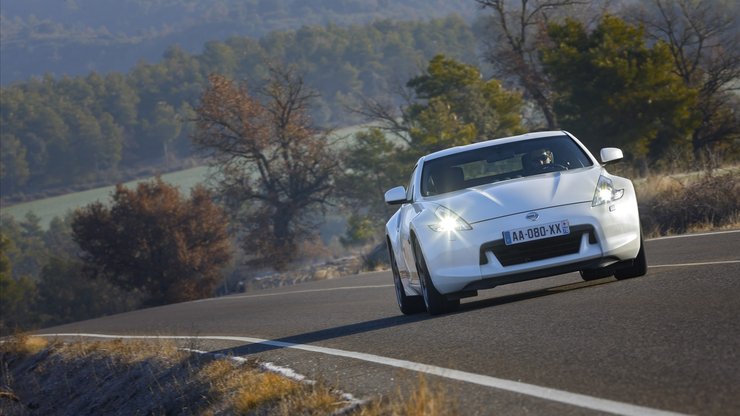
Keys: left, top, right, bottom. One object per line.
{"left": 1, "top": 336, "right": 458, "bottom": 416}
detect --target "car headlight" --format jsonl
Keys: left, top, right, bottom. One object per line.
{"left": 429, "top": 206, "right": 472, "bottom": 232}
{"left": 592, "top": 175, "right": 624, "bottom": 207}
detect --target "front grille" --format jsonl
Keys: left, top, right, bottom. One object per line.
{"left": 480, "top": 225, "right": 595, "bottom": 266}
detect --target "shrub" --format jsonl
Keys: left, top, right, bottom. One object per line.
{"left": 639, "top": 171, "right": 739, "bottom": 235}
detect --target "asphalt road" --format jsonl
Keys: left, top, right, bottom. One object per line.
{"left": 39, "top": 231, "right": 740, "bottom": 415}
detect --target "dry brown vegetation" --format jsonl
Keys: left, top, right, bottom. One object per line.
{"left": 0, "top": 336, "right": 352, "bottom": 415}
{"left": 356, "top": 376, "right": 459, "bottom": 416}
{"left": 636, "top": 169, "right": 740, "bottom": 237}
{"left": 0, "top": 336, "right": 460, "bottom": 416}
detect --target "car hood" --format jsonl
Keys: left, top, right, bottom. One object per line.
{"left": 433, "top": 166, "right": 602, "bottom": 224}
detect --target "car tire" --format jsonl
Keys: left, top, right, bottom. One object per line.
{"left": 614, "top": 235, "right": 647, "bottom": 280}
{"left": 388, "top": 240, "right": 425, "bottom": 315}
{"left": 413, "top": 237, "right": 459, "bottom": 315}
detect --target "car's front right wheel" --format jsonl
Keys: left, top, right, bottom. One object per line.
{"left": 388, "top": 239, "right": 425, "bottom": 315}
{"left": 412, "top": 237, "right": 459, "bottom": 315}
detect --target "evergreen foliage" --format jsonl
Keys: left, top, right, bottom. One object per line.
{"left": 542, "top": 16, "right": 699, "bottom": 170}
{"left": 0, "top": 0, "right": 477, "bottom": 83}
{"left": 0, "top": 213, "right": 141, "bottom": 334}
{"left": 337, "top": 55, "right": 525, "bottom": 244}
{"left": 0, "top": 16, "right": 477, "bottom": 198}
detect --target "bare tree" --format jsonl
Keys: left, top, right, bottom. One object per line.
{"left": 629, "top": 0, "right": 740, "bottom": 166}
{"left": 193, "top": 67, "right": 336, "bottom": 269}
{"left": 474, "top": 0, "right": 593, "bottom": 128}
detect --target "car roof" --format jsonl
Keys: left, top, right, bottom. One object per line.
{"left": 420, "top": 130, "right": 569, "bottom": 163}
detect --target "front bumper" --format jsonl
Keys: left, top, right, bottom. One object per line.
{"left": 415, "top": 198, "right": 641, "bottom": 294}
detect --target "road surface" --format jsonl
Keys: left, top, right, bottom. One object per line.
{"left": 38, "top": 231, "right": 740, "bottom": 415}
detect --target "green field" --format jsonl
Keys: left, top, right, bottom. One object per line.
{"left": 2, "top": 166, "right": 213, "bottom": 228}
{"left": 1, "top": 124, "right": 383, "bottom": 229}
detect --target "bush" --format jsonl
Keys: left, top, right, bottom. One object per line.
{"left": 72, "top": 177, "right": 232, "bottom": 306}
{"left": 639, "top": 171, "right": 739, "bottom": 235}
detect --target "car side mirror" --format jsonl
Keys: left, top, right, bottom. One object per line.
{"left": 384, "top": 186, "right": 408, "bottom": 205}
{"left": 600, "top": 147, "right": 623, "bottom": 165}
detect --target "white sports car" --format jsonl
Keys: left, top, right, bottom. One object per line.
{"left": 384, "top": 131, "right": 646, "bottom": 315}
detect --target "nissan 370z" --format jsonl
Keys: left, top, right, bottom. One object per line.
{"left": 384, "top": 131, "right": 647, "bottom": 315}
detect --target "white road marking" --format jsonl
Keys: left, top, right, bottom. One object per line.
{"left": 178, "top": 347, "right": 365, "bottom": 411}
{"left": 40, "top": 332, "right": 686, "bottom": 416}
{"left": 650, "top": 260, "right": 740, "bottom": 268}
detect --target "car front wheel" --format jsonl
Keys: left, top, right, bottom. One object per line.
{"left": 412, "top": 237, "right": 459, "bottom": 315}
{"left": 614, "top": 235, "right": 647, "bottom": 280}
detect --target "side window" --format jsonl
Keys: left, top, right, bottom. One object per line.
{"left": 406, "top": 165, "right": 417, "bottom": 202}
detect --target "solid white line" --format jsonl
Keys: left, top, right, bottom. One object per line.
{"left": 39, "top": 333, "right": 686, "bottom": 416}
{"left": 647, "top": 229, "right": 740, "bottom": 241}
{"left": 195, "top": 285, "right": 394, "bottom": 302}
{"left": 650, "top": 260, "right": 740, "bottom": 268}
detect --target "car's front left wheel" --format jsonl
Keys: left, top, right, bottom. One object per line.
{"left": 412, "top": 237, "right": 459, "bottom": 315}
{"left": 615, "top": 235, "right": 647, "bottom": 280}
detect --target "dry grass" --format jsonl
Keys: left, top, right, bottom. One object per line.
{"left": 198, "top": 359, "right": 344, "bottom": 415}
{"left": 356, "top": 376, "right": 459, "bottom": 416}
{"left": 0, "top": 335, "right": 50, "bottom": 356}
{"left": 1, "top": 336, "right": 461, "bottom": 415}
{"left": 56, "top": 338, "right": 186, "bottom": 364}
{"left": 636, "top": 170, "right": 740, "bottom": 237}
{"left": 1, "top": 336, "right": 351, "bottom": 415}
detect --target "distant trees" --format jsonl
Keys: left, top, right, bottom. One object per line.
{"left": 193, "top": 69, "right": 336, "bottom": 269}
{"left": 0, "top": 213, "right": 137, "bottom": 333}
{"left": 35, "top": 257, "right": 140, "bottom": 327}
{"left": 72, "top": 178, "right": 232, "bottom": 305}
{"left": 0, "top": 178, "right": 230, "bottom": 332}
{"left": 473, "top": 1, "right": 736, "bottom": 170}
{"left": 339, "top": 55, "right": 525, "bottom": 243}
{"left": 542, "top": 15, "right": 698, "bottom": 171}
{"left": 628, "top": 0, "right": 740, "bottom": 167}
{"left": 405, "top": 54, "right": 524, "bottom": 150}
{"left": 1, "top": 0, "right": 478, "bottom": 84}
{"left": 474, "top": 0, "right": 593, "bottom": 128}
{"left": 356, "top": 54, "right": 524, "bottom": 157}
{"left": 337, "top": 128, "right": 409, "bottom": 235}
{"left": 0, "top": 232, "right": 37, "bottom": 333}
{"left": 0, "top": 16, "right": 477, "bottom": 198}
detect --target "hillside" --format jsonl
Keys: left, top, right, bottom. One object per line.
{"left": 0, "top": 15, "right": 479, "bottom": 198}
{"left": 0, "top": 0, "right": 478, "bottom": 84}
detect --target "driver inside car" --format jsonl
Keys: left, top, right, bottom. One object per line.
{"left": 524, "top": 148, "right": 555, "bottom": 173}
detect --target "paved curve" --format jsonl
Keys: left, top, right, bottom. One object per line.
{"left": 38, "top": 231, "right": 740, "bottom": 415}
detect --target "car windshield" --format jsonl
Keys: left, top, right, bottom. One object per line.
{"left": 421, "top": 135, "right": 593, "bottom": 196}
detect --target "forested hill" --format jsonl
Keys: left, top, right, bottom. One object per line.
{"left": 0, "top": 15, "right": 478, "bottom": 198}
{"left": 0, "top": 0, "right": 478, "bottom": 84}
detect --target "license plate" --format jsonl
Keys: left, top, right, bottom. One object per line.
{"left": 503, "top": 220, "right": 570, "bottom": 246}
